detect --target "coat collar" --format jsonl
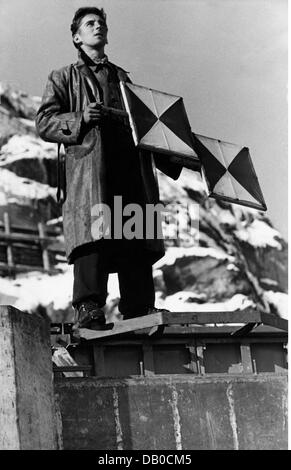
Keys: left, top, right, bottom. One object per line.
{"left": 76, "top": 49, "right": 110, "bottom": 73}
{"left": 75, "top": 49, "right": 129, "bottom": 81}
{"left": 74, "top": 50, "right": 102, "bottom": 102}
{"left": 76, "top": 49, "right": 108, "bottom": 66}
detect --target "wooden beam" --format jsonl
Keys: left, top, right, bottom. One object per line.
{"left": 52, "top": 365, "right": 92, "bottom": 373}
{"left": 185, "top": 343, "right": 199, "bottom": 374}
{"left": 0, "top": 214, "right": 65, "bottom": 276}
{"left": 76, "top": 309, "right": 288, "bottom": 341}
{"left": 142, "top": 343, "right": 155, "bottom": 376}
{"left": 240, "top": 342, "right": 253, "bottom": 374}
{"left": 196, "top": 342, "right": 206, "bottom": 375}
{"left": 260, "top": 312, "right": 288, "bottom": 332}
{"left": 38, "top": 222, "right": 50, "bottom": 271}
{"left": 161, "top": 308, "right": 263, "bottom": 325}
{"left": 77, "top": 314, "right": 165, "bottom": 340}
{"left": 0, "top": 220, "right": 62, "bottom": 236}
{"left": 0, "top": 262, "right": 61, "bottom": 275}
{"left": 92, "top": 345, "right": 106, "bottom": 377}
{"left": 4, "top": 212, "right": 14, "bottom": 274}
{"left": 0, "top": 231, "right": 54, "bottom": 244}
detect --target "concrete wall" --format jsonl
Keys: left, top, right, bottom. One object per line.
{"left": 55, "top": 374, "right": 287, "bottom": 450}
{"left": 0, "top": 305, "right": 60, "bottom": 450}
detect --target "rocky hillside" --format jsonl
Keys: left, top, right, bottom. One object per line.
{"left": 0, "top": 82, "right": 288, "bottom": 322}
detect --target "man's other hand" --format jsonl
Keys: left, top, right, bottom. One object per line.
{"left": 83, "top": 102, "right": 104, "bottom": 124}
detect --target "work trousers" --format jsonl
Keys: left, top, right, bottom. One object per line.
{"left": 72, "top": 240, "right": 155, "bottom": 317}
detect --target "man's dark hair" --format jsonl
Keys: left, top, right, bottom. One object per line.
{"left": 71, "top": 7, "right": 107, "bottom": 48}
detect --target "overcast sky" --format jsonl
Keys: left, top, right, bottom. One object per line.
{"left": 0, "top": 0, "right": 287, "bottom": 238}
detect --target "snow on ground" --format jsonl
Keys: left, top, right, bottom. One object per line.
{"left": 0, "top": 268, "right": 121, "bottom": 316}
{"left": 0, "top": 134, "right": 56, "bottom": 163}
{"left": 155, "top": 291, "right": 255, "bottom": 312}
{"left": 154, "top": 246, "right": 234, "bottom": 268}
{"left": 0, "top": 267, "right": 73, "bottom": 311}
{"left": 1, "top": 266, "right": 286, "bottom": 321}
{"left": 235, "top": 219, "right": 283, "bottom": 249}
{"left": 0, "top": 169, "right": 56, "bottom": 204}
{"left": 263, "top": 291, "right": 288, "bottom": 319}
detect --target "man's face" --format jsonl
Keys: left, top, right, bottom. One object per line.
{"left": 73, "top": 14, "right": 108, "bottom": 49}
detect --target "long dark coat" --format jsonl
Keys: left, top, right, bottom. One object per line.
{"left": 35, "top": 52, "right": 182, "bottom": 271}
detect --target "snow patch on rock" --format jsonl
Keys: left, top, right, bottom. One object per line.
{"left": 0, "top": 134, "right": 56, "bottom": 163}
{"left": 155, "top": 291, "right": 255, "bottom": 312}
{"left": 154, "top": 246, "right": 234, "bottom": 268}
{"left": 0, "top": 267, "right": 73, "bottom": 311}
{"left": 235, "top": 219, "right": 282, "bottom": 249}
{"left": 0, "top": 169, "right": 56, "bottom": 203}
{"left": 263, "top": 291, "right": 288, "bottom": 319}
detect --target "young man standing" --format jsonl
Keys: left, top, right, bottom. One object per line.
{"left": 36, "top": 7, "right": 182, "bottom": 329}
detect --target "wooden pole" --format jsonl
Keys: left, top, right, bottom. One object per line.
{"left": 3, "top": 212, "right": 14, "bottom": 278}
{"left": 38, "top": 222, "right": 50, "bottom": 272}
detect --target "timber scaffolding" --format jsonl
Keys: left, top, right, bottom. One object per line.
{"left": 0, "top": 211, "right": 65, "bottom": 277}
{"left": 52, "top": 309, "right": 288, "bottom": 378}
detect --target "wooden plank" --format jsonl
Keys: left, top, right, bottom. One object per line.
{"left": 240, "top": 342, "right": 253, "bottom": 374}
{"left": 98, "top": 336, "right": 287, "bottom": 347}
{"left": 163, "top": 310, "right": 288, "bottom": 331}
{"left": 92, "top": 345, "right": 106, "bottom": 376}
{"left": 185, "top": 343, "right": 198, "bottom": 374}
{"left": 0, "top": 262, "right": 61, "bottom": 274}
{"left": 260, "top": 312, "right": 288, "bottom": 332}
{"left": 0, "top": 213, "right": 65, "bottom": 276}
{"left": 196, "top": 342, "right": 205, "bottom": 375}
{"left": 142, "top": 343, "right": 155, "bottom": 376}
{"left": 0, "top": 232, "right": 53, "bottom": 243}
{"left": 78, "top": 311, "right": 249, "bottom": 340}
{"left": 52, "top": 365, "right": 92, "bottom": 372}
{"left": 77, "top": 313, "right": 165, "bottom": 340}
{"left": 161, "top": 308, "right": 263, "bottom": 325}
{"left": 4, "top": 212, "right": 14, "bottom": 271}
{"left": 38, "top": 222, "right": 50, "bottom": 271}
{"left": 0, "top": 221, "right": 62, "bottom": 236}
{"left": 133, "top": 324, "right": 287, "bottom": 337}
{"left": 77, "top": 309, "right": 287, "bottom": 341}
{"left": 188, "top": 337, "right": 287, "bottom": 345}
